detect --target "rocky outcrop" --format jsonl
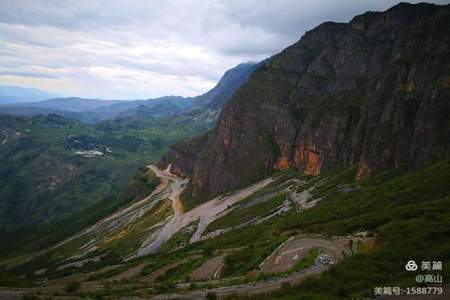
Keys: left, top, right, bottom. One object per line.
{"left": 192, "top": 63, "right": 260, "bottom": 110}
{"left": 163, "top": 3, "right": 450, "bottom": 206}
{"left": 160, "top": 134, "right": 208, "bottom": 178}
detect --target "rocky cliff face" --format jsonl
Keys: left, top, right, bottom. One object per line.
{"left": 192, "top": 63, "right": 260, "bottom": 110}
{"left": 163, "top": 3, "right": 450, "bottom": 207}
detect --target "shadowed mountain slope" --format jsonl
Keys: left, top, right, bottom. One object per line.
{"left": 162, "top": 2, "right": 450, "bottom": 207}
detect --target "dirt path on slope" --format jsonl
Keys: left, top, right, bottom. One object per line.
{"left": 259, "top": 237, "right": 349, "bottom": 273}
{"left": 155, "top": 166, "right": 185, "bottom": 218}
{"left": 210, "top": 237, "right": 350, "bottom": 297}
{"left": 108, "top": 262, "right": 147, "bottom": 281}
{"left": 190, "top": 256, "right": 224, "bottom": 281}
{"left": 137, "top": 165, "right": 189, "bottom": 256}
{"left": 137, "top": 175, "right": 274, "bottom": 256}
{"left": 52, "top": 165, "right": 171, "bottom": 254}
{"left": 152, "top": 237, "right": 350, "bottom": 299}
{"left": 140, "top": 256, "right": 200, "bottom": 283}
{"left": 189, "top": 177, "right": 274, "bottom": 244}
{"left": 150, "top": 264, "right": 327, "bottom": 300}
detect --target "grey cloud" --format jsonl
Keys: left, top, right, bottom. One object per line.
{"left": 0, "top": 70, "right": 58, "bottom": 79}
{"left": 0, "top": 0, "right": 172, "bottom": 30}
{"left": 1, "top": 0, "right": 449, "bottom": 99}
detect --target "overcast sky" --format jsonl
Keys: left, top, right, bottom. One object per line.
{"left": 0, "top": 0, "right": 448, "bottom": 99}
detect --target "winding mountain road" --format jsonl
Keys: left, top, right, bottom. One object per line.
{"left": 138, "top": 166, "right": 274, "bottom": 256}
{"left": 137, "top": 165, "right": 189, "bottom": 256}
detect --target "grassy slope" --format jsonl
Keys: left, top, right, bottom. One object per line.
{"left": 0, "top": 114, "right": 204, "bottom": 258}
{"left": 0, "top": 159, "right": 448, "bottom": 300}
{"left": 0, "top": 115, "right": 143, "bottom": 231}
{"left": 144, "top": 159, "right": 450, "bottom": 297}
{"left": 263, "top": 159, "right": 450, "bottom": 299}
{"left": 206, "top": 193, "right": 287, "bottom": 233}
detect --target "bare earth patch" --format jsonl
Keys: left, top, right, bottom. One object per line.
{"left": 190, "top": 256, "right": 224, "bottom": 281}
{"left": 259, "top": 237, "right": 350, "bottom": 274}
{"left": 138, "top": 171, "right": 274, "bottom": 256}
{"left": 108, "top": 262, "right": 147, "bottom": 281}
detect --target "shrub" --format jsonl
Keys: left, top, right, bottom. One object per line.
{"left": 206, "top": 291, "right": 217, "bottom": 300}
{"left": 64, "top": 281, "right": 80, "bottom": 293}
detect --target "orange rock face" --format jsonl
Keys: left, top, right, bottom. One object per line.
{"left": 356, "top": 163, "right": 372, "bottom": 180}
{"left": 406, "top": 81, "right": 415, "bottom": 93}
{"left": 304, "top": 149, "right": 322, "bottom": 176}
{"left": 275, "top": 157, "right": 290, "bottom": 170}
{"left": 292, "top": 137, "right": 323, "bottom": 176}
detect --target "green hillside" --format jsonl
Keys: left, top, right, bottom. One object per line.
{"left": 1, "top": 158, "right": 447, "bottom": 299}
{"left": 0, "top": 114, "right": 203, "bottom": 251}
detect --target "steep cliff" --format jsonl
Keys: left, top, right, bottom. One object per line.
{"left": 192, "top": 63, "right": 260, "bottom": 110}
{"left": 174, "top": 63, "right": 260, "bottom": 131}
{"left": 163, "top": 3, "right": 450, "bottom": 208}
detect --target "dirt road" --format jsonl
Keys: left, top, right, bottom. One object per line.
{"left": 108, "top": 262, "right": 147, "bottom": 281}
{"left": 152, "top": 237, "right": 349, "bottom": 299}
{"left": 259, "top": 237, "right": 349, "bottom": 273}
{"left": 52, "top": 165, "right": 172, "bottom": 256}
{"left": 137, "top": 165, "right": 189, "bottom": 256}
{"left": 138, "top": 171, "right": 274, "bottom": 256}
{"left": 190, "top": 256, "right": 224, "bottom": 281}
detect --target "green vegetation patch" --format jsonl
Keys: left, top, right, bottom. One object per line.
{"left": 218, "top": 224, "right": 287, "bottom": 277}
{"left": 0, "top": 111, "right": 205, "bottom": 260}
{"left": 155, "top": 258, "right": 207, "bottom": 283}
{"left": 263, "top": 159, "right": 450, "bottom": 299}
{"left": 160, "top": 221, "right": 198, "bottom": 253}
{"left": 291, "top": 247, "right": 320, "bottom": 273}
{"left": 206, "top": 193, "right": 287, "bottom": 233}
{"left": 99, "top": 201, "right": 172, "bottom": 257}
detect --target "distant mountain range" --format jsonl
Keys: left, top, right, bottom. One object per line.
{"left": 22, "top": 97, "right": 120, "bottom": 112}
{"left": 0, "top": 85, "right": 58, "bottom": 104}
{"left": 0, "top": 62, "right": 257, "bottom": 235}
{"left": 0, "top": 63, "right": 258, "bottom": 125}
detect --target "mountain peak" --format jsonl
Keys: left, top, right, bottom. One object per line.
{"left": 162, "top": 2, "right": 450, "bottom": 206}
{"left": 192, "top": 62, "right": 259, "bottom": 110}
{"left": 0, "top": 85, "right": 57, "bottom": 104}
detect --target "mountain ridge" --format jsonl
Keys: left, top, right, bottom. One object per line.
{"left": 0, "top": 62, "right": 258, "bottom": 234}
{"left": 0, "top": 85, "right": 58, "bottom": 104}
{"left": 0, "top": 63, "right": 257, "bottom": 125}
{"left": 1, "top": 4, "right": 450, "bottom": 298}
{"left": 162, "top": 2, "right": 450, "bottom": 207}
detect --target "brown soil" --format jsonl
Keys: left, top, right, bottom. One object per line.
{"left": 108, "top": 262, "right": 146, "bottom": 281}
{"left": 259, "top": 237, "right": 349, "bottom": 274}
{"left": 190, "top": 256, "right": 224, "bottom": 281}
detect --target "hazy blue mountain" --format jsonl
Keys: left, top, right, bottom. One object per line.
{"left": 0, "top": 63, "right": 257, "bottom": 127}
{"left": 192, "top": 62, "right": 260, "bottom": 110}
{"left": 0, "top": 85, "right": 57, "bottom": 104}
{"left": 0, "top": 96, "right": 194, "bottom": 124}
{"left": 161, "top": 62, "right": 259, "bottom": 130}
{"left": 20, "top": 97, "right": 121, "bottom": 112}
{"left": 91, "top": 96, "right": 193, "bottom": 119}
